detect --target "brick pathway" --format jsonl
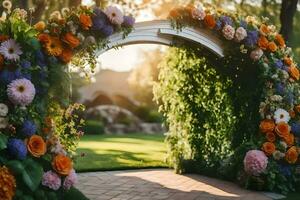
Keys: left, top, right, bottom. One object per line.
{"left": 76, "top": 169, "right": 272, "bottom": 200}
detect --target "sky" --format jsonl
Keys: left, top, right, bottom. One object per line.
{"left": 82, "top": 0, "right": 160, "bottom": 72}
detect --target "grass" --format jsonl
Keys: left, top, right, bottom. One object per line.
{"left": 75, "top": 134, "right": 168, "bottom": 172}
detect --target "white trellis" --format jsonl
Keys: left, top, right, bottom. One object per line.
{"left": 95, "top": 20, "right": 225, "bottom": 57}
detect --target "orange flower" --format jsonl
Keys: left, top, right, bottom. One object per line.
{"left": 289, "top": 65, "right": 300, "bottom": 81}
{"left": 262, "top": 142, "right": 276, "bottom": 156}
{"left": 34, "top": 21, "right": 46, "bottom": 32}
{"left": 289, "top": 110, "right": 296, "bottom": 118}
{"left": 62, "top": 33, "right": 80, "bottom": 49}
{"left": 0, "top": 166, "right": 16, "bottom": 200}
{"left": 258, "top": 36, "right": 269, "bottom": 50}
{"left": 259, "top": 24, "right": 269, "bottom": 36}
{"left": 259, "top": 119, "right": 275, "bottom": 133}
{"left": 275, "top": 122, "right": 290, "bottom": 138}
{"left": 59, "top": 48, "right": 73, "bottom": 63}
{"left": 266, "top": 132, "right": 276, "bottom": 142}
{"left": 204, "top": 15, "right": 216, "bottom": 29}
{"left": 267, "top": 41, "right": 277, "bottom": 52}
{"left": 295, "top": 105, "right": 300, "bottom": 113}
{"left": 285, "top": 146, "right": 298, "bottom": 164}
{"left": 38, "top": 33, "right": 50, "bottom": 43}
{"left": 79, "top": 14, "right": 92, "bottom": 30}
{"left": 284, "top": 134, "right": 294, "bottom": 147}
{"left": 275, "top": 34, "right": 285, "bottom": 47}
{"left": 45, "top": 37, "right": 63, "bottom": 56}
{"left": 0, "top": 35, "right": 9, "bottom": 42}
{"left": 284, "top": 57, "right": 293, "bottom": 66}
{"left": 52, "top": 154, "right": 73, "bottom": 176}
{"left": 169, "top": 8, "right": 180, "bottom": 18}
{"left": 27, "top": 135, "right": 47, "bottom": 157}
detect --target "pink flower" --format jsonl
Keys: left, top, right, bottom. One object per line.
{"left": 244, "top": 150, "right": 268, "bottom": 176}
{"left": 7, "top": 78, "right": 35, "bottom": 106}
{"left": 250, "top": 48, "right": 263, "bottom": 61}
{"left": 42, "top": 171, "right": 61, "bottom": 190}
{"left": 105, "top": 6, "right": 124, "bottom": 25}
{"left": 191, "top": 6, "right": 206, "bottom": 20}
{"left": 222, "top": 25, "right": 235, "bottom": 40}
{"left": 63, "top": 169, "right": 77, "bottom": 190}
{"left": 235, "top": 27, "right": 247, "bottom": 42}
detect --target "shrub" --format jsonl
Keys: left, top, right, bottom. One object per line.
{"left": 83, "top": 120, "right": 104, "bottom": 135}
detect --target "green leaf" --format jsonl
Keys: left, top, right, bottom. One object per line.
{"left": 22, "top": 195, "right": 34, "bottom": 200}
{"left": 0, "top": 133, "right": 8, "bottom": 150}
{"left": 63, "top": 187, "right": 89, "bottom": 200}
{"left": 6, "top": 160, "right": 24, "bottom": 175}
{"left": 22, "top": 158, "right": 43, "bottom": 192}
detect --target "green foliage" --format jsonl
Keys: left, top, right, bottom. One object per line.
{"left": 0, "top": 133, "right": 8, "bottom": 150}
{"left": 134, "top": 105, "right": 163, "bottom": 123}
{"left": 83, "top": 120, "right": 104, "bottom": 135}
{"left": 63, "top": 187, "right": 89, "bottom": 200}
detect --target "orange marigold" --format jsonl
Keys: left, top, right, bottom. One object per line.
{"left": 259, "top": 24, "right": 270, "bottom": 36}
{"left": 204, "top": 15, "right": 216, "bottom": 29}
{"left": 284, "top": 57, "right": 292, "bottom": 66}
{"left": 34, "top": 21, "right": 46, "bottom": 32}
{"left": 275, "top": 34, "right": 285, "bottom": 47}
{"left": 266, "top": 132, "right": 276, "bottom": 142}
{"left": 79, "top": 14, "right": 92, "bottom": 30}
{"left": 284, "top": 134, "right": 295, "bottom": 147}
{"left": 289, "top": 65, "right": 300, "bottom": 81}
{"left": 259, "top": 119, "right": 275, "bottom": 133}
{"left": 0, "top": 166, "right": 16, "bottom": 200}
{"left": 45, "top": 37, "right": 63, "bottom": 56}
{"left": 262, "top": 142, "right": 276, "bottom": 156}
{"left": 62, "top": 33, "right": 80, "bottom": 49}
{"left": 275, "top": 122, "right": 290, "bottom": 138}
{"left": 267, "top": 41, "right": 277, "bottom": 52}
{"left": 258, "top": 36, "right": 269, "bottom": 50}
{"left": 285, "top": 146, "right": 298, "bottom": 164}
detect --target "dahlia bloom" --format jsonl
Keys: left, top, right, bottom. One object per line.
{"left": 42, "top": 171, "right": 61, "bottom": 190}
{"left": 7, "top": 138, "right": 27, "bottom": 160}
{"left": 235, "top": 27, "right": 247, "bottom": 42}
{"left": 250, "top": 48, "right": 263, "bottom": 61}
{"left": 222, "top": 25, "right": 235, "bottom": 40}
{"left": 105, "top": 6, "right": 124, "bottom": 25}
{"left": 7, "top": 78, "right": 36, "bottom": 106}
{"left": 274, "top": 108, "right": 290, "bottom": 124}
{"left": 0, "top": 166, "right": 16, "bottom": 200}
{"left": 0, "top": 103, "right": 8, "bottom": 117}
{"left": 63, "top": 169, "right": 78, "bottom": 190}
{"left": 244, "top": 150, "right": 268, "bottom": 176}
{"left": 0, "top": 39, "right": 23, "bottom": 61}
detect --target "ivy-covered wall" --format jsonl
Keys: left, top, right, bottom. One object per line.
{"left": 154, "top": 46, "right": 263, "bottom": 175}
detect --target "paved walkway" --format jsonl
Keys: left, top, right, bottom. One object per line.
{"left": 76, "top": 169, "right": 272, "bottom": 200}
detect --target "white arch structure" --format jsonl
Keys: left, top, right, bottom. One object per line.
{"left": 95, "top": 20, "right": 225, "bottom": 57}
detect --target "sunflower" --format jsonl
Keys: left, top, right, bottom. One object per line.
{"left": 45, "top": 37, "right": 63, "bottom": 56}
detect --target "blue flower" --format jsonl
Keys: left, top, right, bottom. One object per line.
{"left": 0, "top": 69, "right": 23, "bottom": 84}
{"left": 101, "top": 25, "right": 114, "bottom": 37}
{"left": 291, "top": 123, "right": 300, "bottom": 137}
{"left": 92, "top": 16, "right": 106, "bottom": 31}
{"left": 240, "top": 20, "right": 247, "bottom": 29}
{"left": 244, "top": 30, "right": 259, "bottom": 47}
{"left": 123, "top": 16, "right": 135, "bottom": 27}
{"left": 220, "top": 16, "right": 233, "bottom": 26}
{"left": 279, "top": 165, "right": 292, "bottom": 177}
{"left": 275, "top": 83, "right": 285, "bottom": 95}
{"left": 7, "top": 138, "right": 27, "bottom": 160}
{"left": 21, "top": 120, "right": 37, "bottom": 137}
{"left": 274, "top": 59, "right": 284, "bottom": 70}
{"left": 35, "top": 50, "right": 46, "bottom": 67}
{"left": 20, "top": 60, "right": 31, "bottom": 69}
{"left": 215, "top": 19, "right": 222, "bottom": 30}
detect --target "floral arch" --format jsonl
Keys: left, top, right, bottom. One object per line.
{"left": 0, "top": 1, "right": 299, "bottom": 199}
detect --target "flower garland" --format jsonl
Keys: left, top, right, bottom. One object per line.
{"left": 0, "top": 1, "right": 134, "bottom": 199}
{"left": 169, "top": 4, "right": 300, "bottom": 193}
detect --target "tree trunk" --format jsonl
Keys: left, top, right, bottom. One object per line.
{"left": 280, "top": 0, "right": 299, "bottom": 43}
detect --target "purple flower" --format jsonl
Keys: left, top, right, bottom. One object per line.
{"left": 244, "top": 30, "right": 259, "bottom": 47}
{"left": 215, "top": 19, "right": 222, "bottom": 30}
{"left": 63, "top": 169, "right": 78, "bottom": 190}
{"left": 220, "top": 16, "right": 233, "bottom": 26}
{"left": 7, "top": 138, "right": 27, "bottom": 160}
{"left": 0, "top": 69, "right": 23, "bottom": 84}
{"left": 42, "top": 171, "right": 61, "bottom": 190}
{"left": 275, "top": 83, "right": 285, "bottom": 95}
{"left": 274, "top": 59, "right": 284, "bottom": 69}
{"left": 123, "top": 16, "right": 135, "bottom": 27}
{"left": 291, "top": 123, "right": 300, "bottom": 136}
{"left": 92, "top": 16, "right": 106, "bottom": 31}
{"left": 21, "top": 120, "right": 37, "bottom": 137}
{"left": 101, "top": 25, "right": 114, "bottom": 37}
{"left": 7, "top": 78, "right": 36, "bottom": 106}
{"left": 20, "top": 60, "right": 31, "bottom": 69}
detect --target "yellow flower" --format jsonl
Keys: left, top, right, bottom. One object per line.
{"left": 0, "top": 166, "right": 16, "bottom": 200}
{"left": 45, "top": 37, "right": 63, "bottom": 56}
{"left": 34, "top": 21, "right": 46, "bottom": 32}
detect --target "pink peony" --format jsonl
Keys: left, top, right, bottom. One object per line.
{"left": 235, "top": 27, "right": 247, "bottom": 42}
{"left": 222, "top": 25, "right": 235, "bottom": 40}
{"left": 250, "top": 48, "right": 264, "bottom": 61}
{"left": 63, "top": 169, "right": 78, "bottom": 190}
{"left": 105, "top": 6, "right": 124, "bottom": 25}
{"left": 191, "top": 6, "right": 206, "bottom": 20}
{"left": 244, "top": 150, "right": 268, "bottom": 176}
{"left": 42, "top": 171, "right": 61, "bottom": 190}
{"left": 7, "top": 78, "right": 35, "bottom": 106}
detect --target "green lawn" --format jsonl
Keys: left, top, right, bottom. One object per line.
{"left": 75, "top": 134, "right": 168, "bottom": 172}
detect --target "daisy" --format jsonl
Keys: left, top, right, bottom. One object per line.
{"left": 7, "top": 78, "right": 36, "bottom": 107}
{"left": 0, "top": 39, "right": 22, "bottom": 61}
{"left": 274, "top": 108, "right": 290, "bottom": 124}
{"left": 105, "top": 6, "right": 124, "bottom": 25}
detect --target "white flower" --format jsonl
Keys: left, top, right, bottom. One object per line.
{"left": 0, "top": 117, "right": 8, "bottom": 129}
{"left": 222, "top": 25, "right": 235, "bottom": 40}
{"left": 274, "top": 108, "right": 290, "bottom": 124}
{"left": 0, "top": 103, "right": 8, "bottom": 117}
{"left": 235, "top": 27, "right": 247, "bottom": 42}
{"left": 0, "top": 12, "right": 7, "bottom": 22}
{"left": 14, "top": 8, "right": 27, "bottom": 19}
{"left": 279, "top": 141, "right": 288, "bottom": 149}
{"left": 61, "top": 8, "right": 70, "bottom": 17}
{"left": 50, "top": 11, "right": 61, "bottom": 21}
{"left": 2, "top": 0, "right": 12, "bottom": 13}
{"left": 250, "top": 48, "right": 263, "bottom": 61}
{"left": 272, "top": 150, "right": 285, "bottom": 160}
{"left": 191, "top": 6, "right": 206, "bottom": 20}
{"left": 0, "top": 39, "right": 22, "bottom": 61}
{"left": 270, "top": 95, "right": 283, "bottom": 102}
{"left": 105, "top": 6, "right": 124, "bottom": 25}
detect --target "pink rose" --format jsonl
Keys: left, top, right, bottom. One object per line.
{"left": 250, "top": 48, "right": 264, "bottom": 61}
{"left": 222, "top": 25, "right": 235, "bottom": 40}
{"left": 191, "top": 6, "right": 206, "bottom": 20}
{"left": 235, "top": 27, "right": 247, "bottom": 42}
{"left": 244, "top": 150, "right": 268, "bottom": 176}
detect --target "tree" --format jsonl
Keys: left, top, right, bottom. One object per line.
{"left": 280, "top": 0, "right": 299, "bottom": 42}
